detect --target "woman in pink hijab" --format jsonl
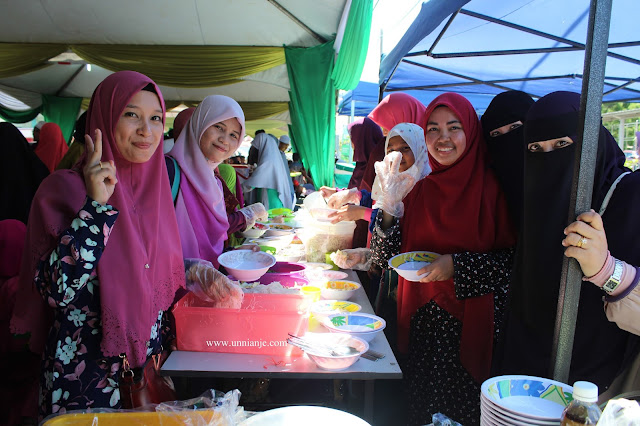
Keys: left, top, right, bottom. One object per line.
{"left": 11, "top": 71, "right": 186, "bottom": 417}
{"left": 167, "top": 95, "right": 267, "bottom": 266}
{"left": 34, "top": 122, "right": 69, "bottom": 172}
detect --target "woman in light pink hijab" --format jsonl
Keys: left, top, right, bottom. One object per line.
{"left": 168, "top": 95, "right": 267, "bottom": 266}
{"left": 11, "top": 71, "right": 185, "bottom": 416}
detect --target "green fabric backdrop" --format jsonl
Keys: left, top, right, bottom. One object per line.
{"left": 331, "top": 0, "right": 373, "bottom": 91}
{"left": 42, "top": 95, "right": 83, "bottom": 143}
{"left": 285, "top": 41, "right": 336, "bottom": 188}
{"left": 0, "top": 104, "right": 41, "bottom": 123}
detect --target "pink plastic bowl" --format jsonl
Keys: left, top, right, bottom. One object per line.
{"left": 304, "top": 334, "right": 369, "bottom": 371}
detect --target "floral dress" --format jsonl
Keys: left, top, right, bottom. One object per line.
{"left": 35, "top": 198, "right": 171, "bottom": 417}
{"left": 369, "top": 211, "right": 514, "bottom": 425}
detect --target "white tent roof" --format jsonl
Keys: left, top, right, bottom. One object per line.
{"left": 0, "top": 0, "right": 350, "bottom": 133}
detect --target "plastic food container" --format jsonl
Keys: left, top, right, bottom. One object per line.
{"left": 295, "top": 219, "right": 356, "bottom": 263}
{"left": 173, "top": 292, "right": 310, "bottom": 356}
{"left": 240, "top": 222, "right": 269, "bottom": 239}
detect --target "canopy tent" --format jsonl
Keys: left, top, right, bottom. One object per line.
{"left": 337, "top": 80, "right": 497, "bottom": 117}
{"left": 379, "top": 0, "right": 640, "bottom": 105}
{"left": 376, "top": 0, "right": 639, "bottom": 384}
{"left": 0, "top": 0, "right": 374, "bottom": 186}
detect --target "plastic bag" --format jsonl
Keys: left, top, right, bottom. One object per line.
{"left": 598, "top": 398, "right": 640, "bottom": 425}
{"left": 330, "top": 248, "right": 372, "bottom": 271}
{"left": 41, "top": 389, "right": 246, "bottom": 425}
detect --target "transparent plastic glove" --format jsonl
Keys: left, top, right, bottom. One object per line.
{"left": 184, "top": 258, "right": 243, "bottom": 308}
{"left": 239, "top": 202, "right": 267, "bottom": 231}
{"left": 330, "top": 248, "right": 372, "bottom": 271}
{"left": 327, "top": 187, "right": 362, "bottom": 209}
{"left": 373, "top": 151, "right": 416, "bottom": 217}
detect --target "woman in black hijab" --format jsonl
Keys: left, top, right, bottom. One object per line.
{"left": 481, "top": 90, "right": 534, "bottom": 229}
{"left": 499, "top": 91, "right": 640, "bottom": 392}
{"left": 0, "top": 122, "right": 49, "bottom": 224}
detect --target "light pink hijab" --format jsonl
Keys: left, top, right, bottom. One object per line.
{"left": 12, "top": 71, "right": 185, "bottom": 367}
{"left": 168, "top": 95, "right": 245, "bottom": 266}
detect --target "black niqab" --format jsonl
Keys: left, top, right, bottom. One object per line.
{"left": 500, "top": 91, "right": 639, "bottom": 390}
{"left": 481, "top": 90, "right": 534, "bottom": 229}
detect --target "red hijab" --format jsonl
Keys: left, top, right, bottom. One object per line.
{"left": 12, "top": 71, "right": 185, "bottom": 367}
{"left": 361, "top": 93, "right": 427, "bottom": 191}
{"left": 35, "top": 122, "right": 68, "bottom": 172}
{"left": 399, "top": 93, "right": 515, "bottom": 382}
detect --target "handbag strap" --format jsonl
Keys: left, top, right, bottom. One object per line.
{"left": 599, "top": 172, "right": 630, "bottom": 216}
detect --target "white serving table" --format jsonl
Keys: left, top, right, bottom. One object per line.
{"left": 161, "top": 269, "right": 402, "bottom": 422}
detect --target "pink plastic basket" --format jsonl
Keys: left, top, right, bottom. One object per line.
{"left": 173, "top": 292, "right": 310, "bottom": 356}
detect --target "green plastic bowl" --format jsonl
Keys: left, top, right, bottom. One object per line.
{"left": 259, "top": 245, "right": 277, "bottom": 255}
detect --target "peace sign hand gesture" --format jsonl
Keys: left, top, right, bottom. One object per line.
{"left": 83, "top": 129, "right": 118, "bottom": 206}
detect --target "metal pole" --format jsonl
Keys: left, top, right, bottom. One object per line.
{"left": 550, "top": 0, "right": 612, "bottom": 384}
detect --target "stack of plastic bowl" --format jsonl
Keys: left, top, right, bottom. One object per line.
{"left": 480, "top": 375, "right": 574, "bottom": 425}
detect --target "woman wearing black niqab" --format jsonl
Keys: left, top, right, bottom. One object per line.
{"left": 481, "top": 90, "right": 534, "bottom": 229}
{"left": 499, "top": 91, "right": 640, "bottom": 392}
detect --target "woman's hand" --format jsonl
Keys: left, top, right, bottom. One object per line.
{"left": 417, "top": 254, "right": 454, "bottom": 283}
{"left": 374, "top": 151, "right": 416, "bottom": 217}
{"left": 563, "top": 209, "right": 608, "bottom": 277}
{"left": 320, "top": 186, "right": 338, "bottom": 199}
{"left": 328, "top": 205, "right": 368, "bottom": 223}
{"left": 327, "top": 187, "right": 361, "bottom": 209}
{"left": 83, "top": 129, "right": 117, "bottom": 205}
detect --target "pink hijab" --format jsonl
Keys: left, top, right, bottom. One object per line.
{"left": 11, "top": 71, "right": 185, "bottom": 367}
{"left": 35, "top": 122, "right": 68, "bottom": 172}
{"left": 168, "top": 95, "right": 245, "bottom": 266}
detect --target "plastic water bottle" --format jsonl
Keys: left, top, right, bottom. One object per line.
{"left": 560, "top": 381, "right": 602, "bottom": 425}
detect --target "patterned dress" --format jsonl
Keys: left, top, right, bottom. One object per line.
{"left": 369, "top": 211, "right": 513, "bottom": 425}
{"left": 34, "top": 198, "right": 171, "bottom": 417}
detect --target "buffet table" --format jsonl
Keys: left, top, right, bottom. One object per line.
{"left": 161, "top": 269, "right": 402, "bottom": 421}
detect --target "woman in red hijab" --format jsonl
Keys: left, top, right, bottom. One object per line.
{"left": 34, "top": 122, "right": 69, "bottom": 172}
{"left": 11, "top": 71, "right": 186, "bottom": 417}
{"left": 370, "top": 93, "right": 515, "bottom": 425}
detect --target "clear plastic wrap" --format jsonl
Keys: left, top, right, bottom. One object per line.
{"left": 373, "top": 151, "right": 417, "bottom": 218}
{"left": 330, "top": 248, "right": 372, "bottom": 271}
{"left": 327, "top": 187, "right": 361, "bottom": 209}
{"left": 184, "top": 258, "right": 243, "bottom": 309}
{"left": 598, "top": 398, "right": 640, "bottom": 425}
{"left": 239, "top": 203, "right": 268, "bottom": 231}
{"left": 42, "top": 389, "right": 246, "bottom": 425}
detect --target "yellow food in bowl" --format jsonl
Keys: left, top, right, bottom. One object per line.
{"left": 326, "top": 281, "right": 358, "bottom": 290}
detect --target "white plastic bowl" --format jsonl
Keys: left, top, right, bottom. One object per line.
{"left": 323, "top": 312, "right": 386, "bottom": 342}
{"left": 217, "top": 250, "right": 276, "bottom": 282}
{"left": 264, "top": 223, "right": 294, "bottom": 237}
{"left": 303, "top": 334, "right": 369, "bottom": 371}
{"left": 388, "top": 251, "right": 440, "bottom": 281}
{"left": 240, "top": 222, "right": 269, "bottom": 239}
{"left": 320, "top": 280, "right": 361, "bottom": 301}
{"left": 310, "top": 300, "right": 362, "bottom": 318}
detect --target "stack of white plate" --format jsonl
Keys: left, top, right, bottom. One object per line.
{"left": 481, "top": 375, "right": 574, "bottom": 425}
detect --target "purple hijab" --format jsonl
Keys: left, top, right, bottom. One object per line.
{"left": 347, "top": 117, "right": 384, "bottom": 189}
{"left": 168, "top": 95, "right": 245, "bottom": 266}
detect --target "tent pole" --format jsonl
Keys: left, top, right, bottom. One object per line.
{"left": 266, "top": 0, "right": 327, "bottom": 43}
{"left": 550, "top": 0, "right": 613, "bottom": 384}
{"left": 55, "top": 64, "right": 84, "bottom": 97}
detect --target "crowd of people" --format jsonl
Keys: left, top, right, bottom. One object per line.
{"left": 1, "top": 68, "right": 639, "bottom": 425}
